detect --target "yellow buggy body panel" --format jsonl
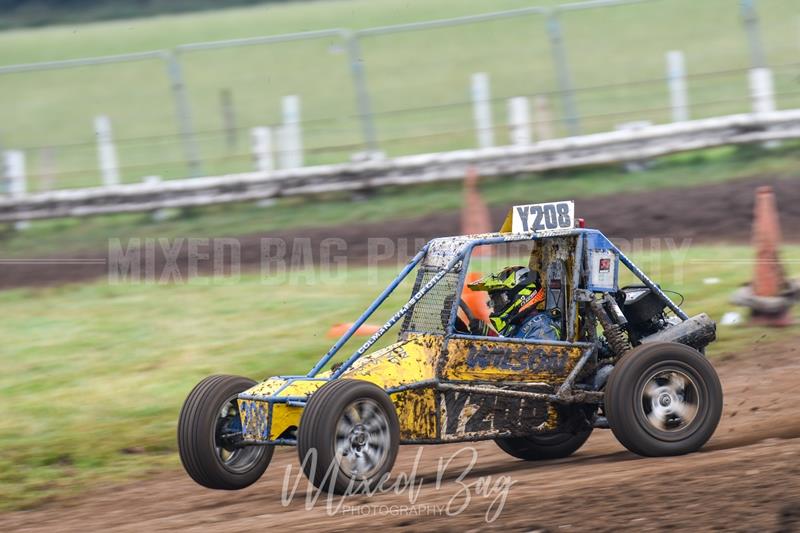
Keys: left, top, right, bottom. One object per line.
{"left": 238, "top": 333, "right": 584, "bottom": 443}
{"left": 238, "top": 333, "right": 444, "bottom": 442}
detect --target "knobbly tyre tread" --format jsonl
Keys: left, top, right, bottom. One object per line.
{"left": 178, "top": 375, "right": 273, "bottom": 489}
{"left": 605, "top": 342, "right": 723, "bottom": 457}
{"left": 297, "top": 378, "right": 400, "bottom": 494}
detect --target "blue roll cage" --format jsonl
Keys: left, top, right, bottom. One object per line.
{"left": 236, "top": 228, "right": 689, "bottom": 444}
{"left": 306, "top": 228, "right": 688, "bottom": 380}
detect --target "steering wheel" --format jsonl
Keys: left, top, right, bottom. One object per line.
{"left": 454, "top": 298, "right": 477, "bottom": 334}
{"left": 459, "top": 299, "right": 476, "bottom": 322}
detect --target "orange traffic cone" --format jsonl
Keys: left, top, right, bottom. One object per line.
{"left": 462, "top": 166, "right": 490, "bottom": 235}
{"left": 462, "top": 167, "right": 493, "bottom": 258}
{"left": 748, "top": 186, "right": 795, "bottom": 326}
{"left": 326, "top": 322, "right": 381, "bottom": 339}
{"left": 461, "top": 271, "right": 490, "bottom": 323}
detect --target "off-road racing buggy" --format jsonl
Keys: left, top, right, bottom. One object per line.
{"left": 178, "top": 200, "right": 722, "bottom": 493}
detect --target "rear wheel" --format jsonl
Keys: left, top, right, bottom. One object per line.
{"left": 605, "top": 342, "right": 722, "bottom": 456}
{"left": 178, "top": 375, "right": 273, "bottom": 490}
{"left": 297, "top": 379, "right": 399, "bottom": 494}
{"left": 495, "top": 406, "right": 593, "bottom": 460}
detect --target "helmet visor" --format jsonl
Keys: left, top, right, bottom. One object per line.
{"left": 488, "top": 291, "right": 510, "bottom": 316}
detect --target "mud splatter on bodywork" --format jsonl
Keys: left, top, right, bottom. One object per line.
{"left": 438, "top": 387, "right": 554, "bottom": 440}
{"left": 443, "top": 338, "right": 585, "bottom": 383}
{"left": 393, "top": 388, "right": 438, "bottom": 441}
{"left": 238, "top": 334, "right": 443, "bottom": 442}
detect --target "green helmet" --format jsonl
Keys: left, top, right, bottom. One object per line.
{"left": 468, "top": 266, "right": 545, "bottom": 332}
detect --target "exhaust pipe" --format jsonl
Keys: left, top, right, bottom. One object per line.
{"left": 640, "top": 313, "right": 716, "bottom": 350}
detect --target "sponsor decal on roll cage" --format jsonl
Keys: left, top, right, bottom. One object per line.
{"left": 353, "top": 262, "right": 461, "bottom": 357}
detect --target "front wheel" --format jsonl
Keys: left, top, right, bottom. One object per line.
{"left": 178, "top": 375, "right": 273, "bottom": 489}
{"left": 605, "top": 342, "right": 723, "bottom": 457}
{"left": 297, "top": 379, "right": 400, "bottom": 494}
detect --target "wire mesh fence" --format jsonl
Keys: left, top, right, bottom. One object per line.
{"left": 1, "top": 0, "right": 799, "bottom": 193}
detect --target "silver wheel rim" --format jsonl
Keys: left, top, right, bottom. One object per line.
{"left": 640, "top": 369, "right": 700, "bottom": 433}
{"left": 334, "top": 398, "right": 391, "bottom": 480}
{"left": 215, "top": 396, "right": 265, "bottom": 474}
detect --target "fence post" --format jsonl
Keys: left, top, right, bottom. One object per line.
{"left": 471, "top": 73, "right": 494, "bottom": 149}
{"left": 507, "top": 97, "right": 532, "bottom": 145}
{"left": 251, "top": 127, "right": 274, "bottom": 172}
{"left": 143, "top": 175, "right": 170, "bottom": 221}
{"left": 545, "top": 10, "right": 580, "bottom": 137}
{"left": 666, "top": 51, "right": 689, "bottom": 122}
{"left": 533, "top": 95, "right": 555, "bottom": 141}
{"left": 749, "top": 67, "right": 776, "bottom": 114}
{"left": 4, "top": 150, "right": 28, "bottom": 230}
{"left": 94, "top": 115, "right": 120, "bottom": 186}
{"left": 740, "top": 0, "right": 768, "bottom": 69}
{"left": 38, "top": 146, "right": 56, "bottom": 192}
{"left": 343, "top": 31, "right": 380, "bottom": 155}
{"left": 164, "top": 51, "right": 203, "bottom": 177}
{"left": 615, "top": 121, "right": 653, "bottom": 172}
{"left": 220, "top": 88, "right": 237, "bottom": 152}
{"left": 279, "top": 95, "right": 303, "bottom": 169}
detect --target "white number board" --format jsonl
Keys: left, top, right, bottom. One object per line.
{"left": 511, "top": 201, "right": 575, "bottom": 233}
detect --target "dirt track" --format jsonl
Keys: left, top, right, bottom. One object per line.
{"left": 3, "top": 336, "right": 799, "bottom": 532}
{"left": 1, "top": 174, "right": 799, "bottom": 290}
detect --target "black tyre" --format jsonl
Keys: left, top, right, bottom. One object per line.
{"left": 178, "top": 375, "right": 273, "bottom": 490}
{"left": 495, "top": 406, "right": 593, "bottom": 460}
{"left": 297, "top": 379, "right": 400, "bottom": 494}
{"left": 605, "top": 342, "right": 722, "bottom": 457}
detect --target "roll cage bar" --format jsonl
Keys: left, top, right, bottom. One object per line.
{"left": 306, "top": 229, "right": 688, "bottom": 379}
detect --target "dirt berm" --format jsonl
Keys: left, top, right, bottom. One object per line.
{"left": 1, "top": 174, "right": 798, "bottom": 289}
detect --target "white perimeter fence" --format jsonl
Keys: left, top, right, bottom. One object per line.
{"left": 1, "top": 109, "right": 798, "bottom": 223}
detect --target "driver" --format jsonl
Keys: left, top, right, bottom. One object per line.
{"left": 466, "top": 266, "right": 560, "bottom": 341}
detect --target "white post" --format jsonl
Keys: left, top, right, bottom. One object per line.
{"left": 471, "top": 73, "right": 494, "bottom": 149}
{"left": 143, "top": 175, "right": 169, "bottom": 221}
{"left": 94, "top": 115, "right": 120, "bottom": 186}
{"left": 38, "top": 146, "right": 56, "bottom": 192}
{"left": 615, "top": 121, "right": 653, "bottom": 172}
{"left": 4, "top": 150, "right": 29, "bottom": 230}
{"left": 279, "top": 95, "right": 302, "bottom": 169}
{"left": 251, "top": 127, "right": 274, "bottom": 172}
{"left": 5, "top": 150, "right": 26, "bottom": 197}
{"left": 666, "top": 50, "right": 689, "bottom": 122}
{"left": 507, "top": 96, "right": 532, "bottom": 146}
{"left": 749, "top": 67, "right": 776, "bottom": 114}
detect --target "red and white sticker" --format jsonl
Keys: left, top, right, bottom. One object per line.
{"left": 589, "top": 249, "right": 617, "bottom": 290}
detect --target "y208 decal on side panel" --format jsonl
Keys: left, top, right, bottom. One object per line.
{"left": 440, "top": 390, "right": 550, "bottom": 437}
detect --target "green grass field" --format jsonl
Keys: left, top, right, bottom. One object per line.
{"left": 1, "top": 243, "right": 799, "bottom": 510}
{"left": 0, "top": 0, "right": 799, "bottom": 188}
{"left": 2, "top": 144, "right": 800, "bottom": 258}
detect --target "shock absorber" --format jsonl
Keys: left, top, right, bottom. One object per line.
{"left": 591, "top": 295, "right": 632, "bottom": 357}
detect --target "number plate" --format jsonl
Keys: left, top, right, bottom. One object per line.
{"left": 511, "top": 201, "right": 575, "bottom": 233}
